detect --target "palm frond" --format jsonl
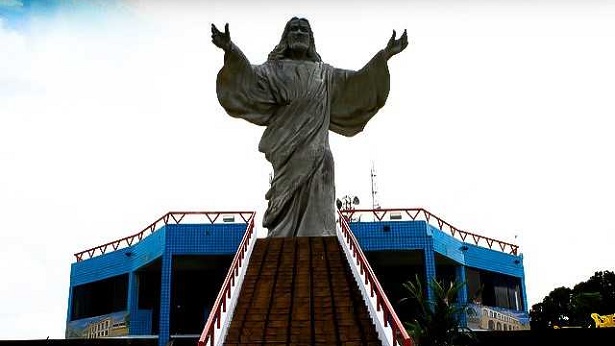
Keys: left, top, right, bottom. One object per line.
{"left": 400, "top": 274, "right": 476, "bottom": 346}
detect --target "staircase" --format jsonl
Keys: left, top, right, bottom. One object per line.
{"left": 224, "top": 236, "right": 381, "bottom": 345}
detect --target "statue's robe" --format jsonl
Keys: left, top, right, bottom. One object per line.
{"left": 216, "top": 44, "right": 390, "bottom": 237}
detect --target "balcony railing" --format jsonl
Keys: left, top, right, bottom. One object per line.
{"left": 341, "top": 208, "right": 518, "bottom": 255}
{"left": 73, "top": 211, "right": 256, "bottom": 261}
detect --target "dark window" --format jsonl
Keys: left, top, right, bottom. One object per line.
{"left": 71, "top": 274, "right": 128, "bottom": 320}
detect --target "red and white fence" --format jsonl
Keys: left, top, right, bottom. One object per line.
{"left": 337, "top": 210, "right": 415, "bottom": 346}
{"left": 198, "top": 213, "right": 258, "bottom": 346}
{"left": 73, "top": 211, "right": 255, "bottom": 261}
{"left": 341, "top": 208, "right": 518, "bottom": 255}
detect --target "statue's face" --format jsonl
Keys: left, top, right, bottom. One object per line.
{"left": 287, "top": 19, "right": 311, "bottom": 54}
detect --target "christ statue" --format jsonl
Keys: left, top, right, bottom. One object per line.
{"left": 211, "top": 17, "right": 408, "bottom": 237}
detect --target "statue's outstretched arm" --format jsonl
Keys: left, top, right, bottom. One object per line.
{"left": 382, "top": 29, "right": 408, "bottom": 60}
{"left": 211, "top": 23, "right": 251, "bottom": 67}
{"left": 212, "top": 23, "right": 273, "bottom": 125}
{"left": 354, "top": 29, "right": 408, "bottom": 75}
{"left": 211, "top": 23, "right": 232, "bottom": 51}
{"left": 330, "top": 29, "right": 407, "bottom": 136}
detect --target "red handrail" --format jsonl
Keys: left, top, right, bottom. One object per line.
{"left": 341, "top": 208, "right": 519, "bottom": 255}
{"left": 198, "top": 213, "right": 256, "bottom": 346}
{"left": 73, "top": 211, "right": 255, "bottom": 262}
{"left": 338, "top": 210, "right": 414, "bottom": 346}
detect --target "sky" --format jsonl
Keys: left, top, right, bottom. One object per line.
{"left": 1, "top": 0, "right": 615, "bottom": 340}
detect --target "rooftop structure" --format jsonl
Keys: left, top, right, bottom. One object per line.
{"left": 67, "top": 208, "right": 527, "bottom": 346}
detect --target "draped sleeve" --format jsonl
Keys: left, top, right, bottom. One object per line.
{"left": 329, "top": 50, "right": 390, "bottom": 137}
{"left": 216, "top": 43, "right": 277, "bottom": 126}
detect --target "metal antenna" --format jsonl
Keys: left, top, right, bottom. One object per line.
{"left": 370, "top": 162, "right": 380, "bottom": 213}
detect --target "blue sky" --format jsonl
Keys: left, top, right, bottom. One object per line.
{"left": 0, "top": 0, "right": 129, "bottom": 30}
{"left": 1, "top": 0, "right": 72, "bottom": 26}
{"left": 2, "top": 0, "right": 615, "bottom": 340}
{"left": 0, "top": 0, "right": 45, "bottom": 29}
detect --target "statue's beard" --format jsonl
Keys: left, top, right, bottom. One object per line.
{"left": 288, "top": 39, "right": 309, "bottom": 55}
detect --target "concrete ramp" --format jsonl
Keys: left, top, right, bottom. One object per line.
{"left": 224, "top": 236, "right": 381, "bottom": 345}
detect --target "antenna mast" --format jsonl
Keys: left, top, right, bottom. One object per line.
{"left": 370, "top": 162, "right": 380, "bottom": 211}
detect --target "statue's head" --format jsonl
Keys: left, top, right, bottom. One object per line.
{"left": 268, "top": 17, "right": 321, "bottom": 62}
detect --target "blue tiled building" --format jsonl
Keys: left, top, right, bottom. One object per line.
{"left": 346, "top": 209, "right": 528, "bottom": 332}
{"left": 66, "top": 209, "right": 528, "bottom": 346}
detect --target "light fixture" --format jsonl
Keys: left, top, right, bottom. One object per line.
{"left": 337, "top": 194, "right": 360, "bottom": 211}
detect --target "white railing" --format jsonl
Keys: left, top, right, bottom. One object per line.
{"left": 198, "top": 215, "right": 258, "bottom": 346}
{"left": 336, "top": 211, "right": 414, "bottom": 346}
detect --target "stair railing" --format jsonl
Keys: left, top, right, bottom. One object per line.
{"left": 198, "top": 213, "right": 258, "bottom": 346}
{"left": 337, "top": 210, "right": 414, "bottom": 346}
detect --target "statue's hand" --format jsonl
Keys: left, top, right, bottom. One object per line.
{"left": 384, "top": 29, "right": 408, "bottom": 59}
{"left": 211, "top": 23, "right": 231, "bottom": 51}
